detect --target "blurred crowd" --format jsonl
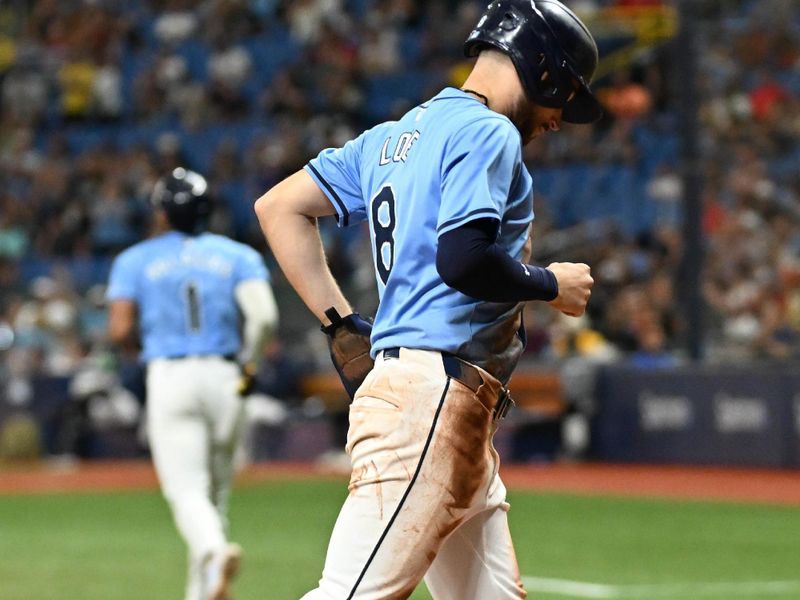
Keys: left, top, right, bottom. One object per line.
{"left": 0, "top": 0, "right": 798, "bottom": 451}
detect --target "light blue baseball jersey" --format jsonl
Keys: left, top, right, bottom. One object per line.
{"left": 306, "top": 88, "right": 535, "bottom": 382}
{"left": 107, "top": 231, "right": 269, "bottom": 362}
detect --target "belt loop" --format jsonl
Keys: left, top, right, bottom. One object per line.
{"left": 441, "top": 353, "right": 462, "bottom": 382}
{"left": 383, "top": 347, "right": 400, "bottom": 359}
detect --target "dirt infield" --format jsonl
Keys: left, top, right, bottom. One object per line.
{"left": 2, "top": 460, "right": 800, "bottom": 506}
{"left": 499, "top": 463, "right": 800, "bottom": 506}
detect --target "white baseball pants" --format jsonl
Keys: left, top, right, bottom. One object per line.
{"left": 302, "top": 348, "right": 527, "bottom": 599}
{"left": 146, "top": 356, "right": 245, "bottom": 600}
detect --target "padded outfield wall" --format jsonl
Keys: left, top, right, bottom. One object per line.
{"left": 591, "top": 366, "right": 800, "bottom": 468}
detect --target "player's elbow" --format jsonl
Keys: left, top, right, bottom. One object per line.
{"left": 254, "top": 189, "right": 278, "bottom": 228}
{"left": 436, "top": 226, "right": 487, "bottom": 296}
{"left": 255, "top": 186, "right": 309, "bottom": 240}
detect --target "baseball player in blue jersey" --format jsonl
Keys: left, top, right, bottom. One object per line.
{"left": 256, "top": 1, "right": 598, "bottom": 598}
{"left": 107, "top": 168, "right": 277, "bottom": 600}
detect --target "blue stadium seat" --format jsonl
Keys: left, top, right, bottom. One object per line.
{"left": 531, "top": 163, "right": 654, "bottom": 234}
{"left": 217, "top": 180, "right": 252, "bottom": 232}
{"left": 363, "top": 71, "right": 432, "bottom": 122}
{"left": 242, "top": 31, "right": 300, "bottom": 82}
{"left": 346, "top": 0, "right": 369, "bottom": 17}
{"left": 180, "top": 127, "right": 230, "bottom": 173}
{"left": 768, "top": 150, "right": 800, "bottom": 183}
{"left": 634, "top": 126, "right": 678, "bottom": 177}
{"left": 399, "top": 28, "right": 424, "bottom": 66}
{"left": 532, "top": 166, "right": 573, "bottom": 227}
{"left": 65, "top": 128, "right": 113, "bottom": 154}
{"left": 532, "top": 168, "right": 554, "bottom": 197}
{"left": 119, "top": 52, "right": 151, "bottom": 116}
{"left": 175, "top": 39, "right": 209, "bottom": 81}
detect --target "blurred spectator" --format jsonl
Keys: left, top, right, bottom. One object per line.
{"left": 358, "top": 20, "right": 401, "bottom": 74}
{"left": 0, "top": 193, "right": 30, "bottom": 260}
{"left": 1, "top": 42, "right": 49, "bottom": 125}
{"left": 286, "top": 0, "right": 344, "bottom": 45}
{"left": 598, "top": 75, "right": 653, "bottom": 121}
{"left": 208, "top": 36, "right": 252, "bottom": 90}
{"left": 58, "top": 49, "right": 97, "bottom": 120}
{"left": 208, "top": 34, "right": 253, "bottom": 118}
{"left": 91, "top": 50, "right": 124, "bottom": 120}
{"left": 89, "top": 178, "right": 139, "bottom": 254}
{"left": 647, "top": 164, "right": 683, "bottom": 227}
{"left": 153, "top": 0, "right": 199, "bottom": 45}
{"left": 56, "top": 344, "right": 141, "bottom": 459}
{"left": 253, "top": 338, "right": 306, "bottom": 402}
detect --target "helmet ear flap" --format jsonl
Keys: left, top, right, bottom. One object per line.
{"left": 536, "top": 53, "right": 573, "bottom": 104}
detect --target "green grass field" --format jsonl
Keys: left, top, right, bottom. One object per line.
{"left": 2, "top": 479, "right": 799, "bottom": 600}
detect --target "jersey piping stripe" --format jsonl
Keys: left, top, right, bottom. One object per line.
{"left": 437, "top": 207, "right": 500, "bottom": 233}
{"left": 346, "top": 378, "right": 451, "bottom": 599}
{"left": 307, "top": 164, "right": 350, "bottom": 227}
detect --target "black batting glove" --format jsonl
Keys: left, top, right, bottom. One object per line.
{"left": 320, "top": 307, "right": 374, "bottom": 400}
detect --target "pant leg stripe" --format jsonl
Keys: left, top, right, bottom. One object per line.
{"left": 346, "top": 378, "right": 451, "bottom": 599}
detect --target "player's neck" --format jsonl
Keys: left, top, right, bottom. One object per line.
{"left": 152, "top": 210, "right": 172, "bottom": 235}
{"left": 460, "top": 88, "right": 490, "bottom": 107}
{"left": 462, "top": 51, "right": 525, "bottom": 120}
{"left": 460, "top": 72, "right": 492, "bottom": 108}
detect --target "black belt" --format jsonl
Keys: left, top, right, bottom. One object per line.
{"left": 163, "top": 353, "right": 237, "bottom": 361}
{"left": 382, "top": 347, "right": 514, "bottom": 421}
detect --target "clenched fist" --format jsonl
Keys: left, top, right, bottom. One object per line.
{"left": 546, "top": 262, "right": 593, "bottom": 317}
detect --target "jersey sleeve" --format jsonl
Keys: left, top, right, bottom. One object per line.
{"left": 235, "top": 246, "right": 270, "bottom": 284}
{"left": 437, "top": 117, "right": 522, "bottom": 236}
{"left": 106, "top": 249, "right": 139, "bottom": 302}
{"left": 305, "top": 134, "right": 367, "bottom": 228}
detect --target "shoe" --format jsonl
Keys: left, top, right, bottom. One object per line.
{"left": 204, "top": 543, "right": 242, "bottom": 600}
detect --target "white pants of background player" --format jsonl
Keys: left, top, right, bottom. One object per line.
{"left": 147, "top": 356, "right": 245, "bottom": 600}
{"left": 302, "top": 348, "right": 527, "bottom": 600}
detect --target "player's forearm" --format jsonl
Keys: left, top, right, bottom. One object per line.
{"left": 255, "top": 195, "right": 351, "bottom": 324}
{"left": 107, "top": 300, "right": 139, "bottom": 350}
{"left": 436, "top": 218, "right": 558, "bottom": 302}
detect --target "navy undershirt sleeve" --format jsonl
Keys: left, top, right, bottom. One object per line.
{"left": 436, "top": 218, "right": 558, "bottom": 302}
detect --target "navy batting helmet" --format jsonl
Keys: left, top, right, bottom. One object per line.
{"left": 150, "top": 167, "right": 212, "bottom": 235}
{"left": 465, "top": 0, "right": 602, "bottom": 123}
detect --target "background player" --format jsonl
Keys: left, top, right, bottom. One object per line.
{"left": 256, "top": 1, "right": 597, "bottom": 597}
{"left": 107, "top": 168, "right": 277, "bottom": 600}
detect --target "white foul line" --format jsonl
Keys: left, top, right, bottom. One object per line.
{"left": 521, "top": 577, "right": 617, "bottom": 598}
{"left": 522, "top": 576, "right": 800, "bottom": 598}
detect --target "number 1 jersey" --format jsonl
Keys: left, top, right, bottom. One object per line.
{"left": 107, "top": 231, "right": 269, "bottom": 361}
